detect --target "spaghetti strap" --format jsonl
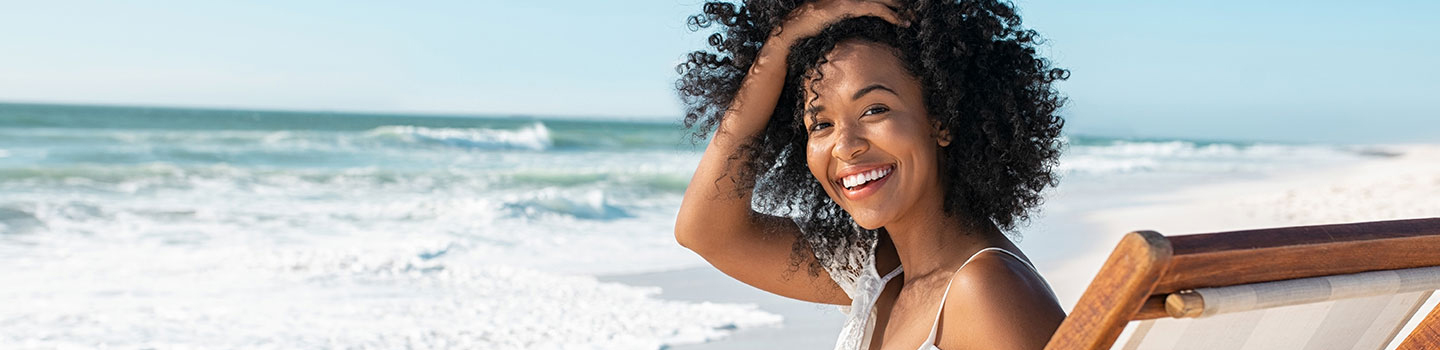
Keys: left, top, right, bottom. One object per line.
{"left": 918, "top": 247, "right": 1041, "bottom": 348}
{"left": 881, "top": 265, "right": 904, "bottom": 282}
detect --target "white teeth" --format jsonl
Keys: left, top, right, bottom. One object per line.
{"left": 841, "top": 166, "right": 891, "bottom": 190}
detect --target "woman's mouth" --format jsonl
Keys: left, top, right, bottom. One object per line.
{"left": 839, "top": 165, "right": 894, "bottom": 200}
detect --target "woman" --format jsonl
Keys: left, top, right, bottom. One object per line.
{"left": 674, "top": 0, "right": 1068, "bottom": 349}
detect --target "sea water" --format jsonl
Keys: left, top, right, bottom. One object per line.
{"left": 0, "top": 103, "right": 1386, "bottom": 349}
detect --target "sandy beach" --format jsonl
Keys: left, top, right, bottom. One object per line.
{"left": 611, "top": 144, "right": 1440, "bottom": 349}
{"left": 601, "top": 267, "right": 846, "bottom": 349}
{"left": 1051, "top": 144, "right": 1440, "bottom": 308}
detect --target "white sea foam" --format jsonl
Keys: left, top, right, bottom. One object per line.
{"left": 0, "top": 241, "right": 780, "bottom": 349}
{"left": 0, "top": 158, "right": 702, "bottom": 274}
{"left": 366, "top": 123, "right": 553, "bottom": 151}
{"left": 502, "top": 188, "right": 630, "bottom": 220}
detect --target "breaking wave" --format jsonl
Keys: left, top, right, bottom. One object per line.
{"left": 365, "top": 123, "right": 553, "bottom": 151}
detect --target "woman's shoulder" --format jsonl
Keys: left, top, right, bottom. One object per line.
{"left": 952, "top": 249, "right": 1051, "bottom": 294}
{"left": 933, "top": 250, "right": 1065, "bottom": 349}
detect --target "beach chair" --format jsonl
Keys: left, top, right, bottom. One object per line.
{"left": 1043, "top": 217, "right": 1440, "bottom": 350}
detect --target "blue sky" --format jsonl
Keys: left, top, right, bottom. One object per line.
{"left": 1, "top": 1, "right": 1436, "bottom": 143}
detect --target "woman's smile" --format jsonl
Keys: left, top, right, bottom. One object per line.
{"left": 837, "top": 163, "right": 895, "bottom": 201}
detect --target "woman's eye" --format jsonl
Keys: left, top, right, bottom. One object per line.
{"left": 863, "top": 105, "right": 890, "bottom": 116}
{"left": 809, "top": 122, "right": 832, "bottom": 132}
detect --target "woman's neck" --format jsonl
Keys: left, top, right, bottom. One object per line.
{"left": 882, "top": 202, "right": 1010, "bottom": 282}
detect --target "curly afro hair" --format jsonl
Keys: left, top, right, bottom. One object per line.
{"left": 676, "top": 0, "right": 1067, "bottom": 275}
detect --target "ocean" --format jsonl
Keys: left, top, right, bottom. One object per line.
{"left": 0, "top": 102, "right": 1388, "bottom": 349}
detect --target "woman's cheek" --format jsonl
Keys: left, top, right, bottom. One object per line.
{"left": 806, "top": 141, "right": 833, "bottom": 194}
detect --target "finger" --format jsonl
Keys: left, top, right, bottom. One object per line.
{"left": 867, "top": 0, "right": 904, "bottom": 11}
{"left": 852, "top": 0, "right": 907, "bottom": 27}
{"left": 863, "top": 0, "right": 911, "bottom": 24}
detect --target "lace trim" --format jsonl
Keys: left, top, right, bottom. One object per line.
{"left": 794, "top": 218, "right": 884, "bottom": 350}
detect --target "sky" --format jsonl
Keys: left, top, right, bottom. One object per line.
{"left": 1, "top": 0, "right": 1436, "bottom": 143}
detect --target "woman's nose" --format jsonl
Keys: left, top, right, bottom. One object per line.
{"left": 831, "top": 125, "right": 869, "bottom": 161}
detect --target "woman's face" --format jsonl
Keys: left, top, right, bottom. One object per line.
{"left": 802, "top": 40, "right": 947, "bottom": 230}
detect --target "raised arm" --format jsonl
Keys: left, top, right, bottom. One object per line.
{"left": 674, "top": 0, "right": 906, "bottom": 305}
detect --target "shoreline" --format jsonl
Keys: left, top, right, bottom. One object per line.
{"left": 599, "top": 266, "right": 846, "bottom": 350}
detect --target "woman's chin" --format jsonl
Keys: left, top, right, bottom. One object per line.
{"left": 839, "top": 201, "right": 898, "bottom": 230}
{"left": 848, "top": 213, "right": 889, "bottom": 231}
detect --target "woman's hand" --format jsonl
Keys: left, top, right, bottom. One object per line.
{"left": 747, "top": 0, "right": 908, "bottom": 103}
{"left": 770, "top": 0, "right": 909, "bottom": 47}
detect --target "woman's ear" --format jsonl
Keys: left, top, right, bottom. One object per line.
{"left": 932, "top": 120, "right": 952, "bottom": 147}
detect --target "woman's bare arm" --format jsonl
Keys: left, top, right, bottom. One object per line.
{"left": 675, "top": 37, "right": 851, "bottom": 304}
{"left": 674, "top": 0, "right": 906, "bottom": 305}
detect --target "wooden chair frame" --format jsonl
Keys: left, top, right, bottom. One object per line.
{"left": 1043, "top": 217, "right": 1440, "bottom": 350}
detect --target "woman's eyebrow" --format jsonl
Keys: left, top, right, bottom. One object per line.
{"left": 806, "top": 84, "right": 896, "bottom": 116}
{"left": 852, "top": 84, "right": 897, "bottom": 100}
{"left": 805, "top": 104, "right": 826, "bottom": 117}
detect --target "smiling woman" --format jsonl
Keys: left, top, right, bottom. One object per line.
{"left": 673, "top": 0, "right": 1068, "bottom": 349}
